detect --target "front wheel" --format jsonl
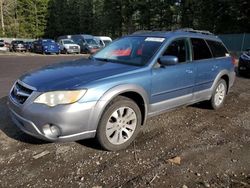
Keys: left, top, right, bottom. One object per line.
{"left": 210, "top": 79, "right": 227, "bottom": 110}
{"left": 96, "top": 96, "right": 141, "bottom": 151}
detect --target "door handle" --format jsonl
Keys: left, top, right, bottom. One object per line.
{"left": 212, "top": 65, "right": 219, "bottom": 71}
{"left": 186, "top": 69, "right": 193, "bottom": 74}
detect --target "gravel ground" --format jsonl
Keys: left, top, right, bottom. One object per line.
{"left": 0, "top": 55, "right": 249, "bottom": 188}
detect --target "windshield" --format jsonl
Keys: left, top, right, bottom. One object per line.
{"left": 86, "top": 38, "right": 98, "bottom": 45}
{"left": 103, "top": 40, "right": 111, "bottom": 46}
{"left": 63, "top": 40, "right": 75, "bottom": 44}
{"left": 14, "top": 41, "right": 24, "bottom": 44}
{"left": 93, "top": 36, "right": 165, "bottom": 66}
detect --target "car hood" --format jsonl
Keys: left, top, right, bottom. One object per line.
{"left": 88, "top": 44, "right": 100, "bottom": 49}
{"left": 43, "top": 43, "right": 58, "bottom": 47}
{"left": 20, "top": 59, "right": 140, "bottom": 91}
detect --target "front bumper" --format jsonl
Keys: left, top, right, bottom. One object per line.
{"left": 8, "top": 92, "right": 97, "bottom": 142}
{"left": 67, "top": 48, "right": 80, "bottom": 53}
{"left": 15, "top": 47, "right": 26, "bottom": 51}
{"left": 44, "top": 49, "right": 60, "bottom": 54}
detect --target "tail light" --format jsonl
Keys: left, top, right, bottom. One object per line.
{"left": 231, "top": 56, "right": 237, "bottom": 66}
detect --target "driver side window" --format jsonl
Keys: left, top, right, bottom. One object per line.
{"left": 163, "top": 39, "right": 189, "bottom": 63}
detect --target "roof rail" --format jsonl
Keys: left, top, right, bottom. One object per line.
{"left": 132, "top": 30, "right": 167, "bottom": 35}
{"left": 176, "top": 28, "right": 214, "bottom": 35}
{"left": 132, "top": 30, "right": 152, "bottom": 34}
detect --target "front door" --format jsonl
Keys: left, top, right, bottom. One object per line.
{"left": 150, "top": 38, "right": 195, "bottom": 113}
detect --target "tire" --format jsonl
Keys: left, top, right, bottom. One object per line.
{"left": 210, "top": 79, "right": 227, "bottom": 110}
{"left": 96, "top": 96, "right": 142, "bottom": 151}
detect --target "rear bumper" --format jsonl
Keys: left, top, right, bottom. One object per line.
{"left": 238, "top": 59, "right": 250, "bottom": 73}
{"left": 8, "top": 93, "right": 98, "bottom": 142}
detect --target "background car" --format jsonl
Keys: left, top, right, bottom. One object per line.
{"left": 10, "top": 40, "right": 26, "bottom": 52}
{"left": 94, "top": 36, "right": 112, "bottom": 48}
{"left": 238, "top": 48, "right": 250, "bottom": 76}
{"left": 71, "top": 34, "right": 101, "bottom": 54}
{"left": 24, "top": 41, "right": 34, "bottom": 52}
{"left": 58, "top": 39, "right": 80, "bottom": 54}
{"left": 0, "top": 39, "right": 9, "bottom": 52}
{"left": 33, "top": 39, "right": 60, "bottom": 55}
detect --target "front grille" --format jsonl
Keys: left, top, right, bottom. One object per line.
{"left": 69, "top": 46, "right": 78, "bottom": 49}
{"left": 49, "top": 45, "right": 55, "bottom": 50}
{"left": 11, "top": 81, "right": 34, "bottom": 104}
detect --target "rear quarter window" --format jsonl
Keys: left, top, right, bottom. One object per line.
{"left": 191, "top": 38, "right": 212, "bottom": 60}
{"left": 206, "top": 40, "right": 228, "bottom": 58}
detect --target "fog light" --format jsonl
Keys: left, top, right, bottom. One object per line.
{"left": 43, "top": 124, "right": 61, "bottom": 138}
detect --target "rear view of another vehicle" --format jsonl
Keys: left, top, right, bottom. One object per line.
{"left": 58, "top": 39, "right": 80, "bottom": 54}
{"left": 24, "top": 41, "right": 34, "bottom": 52}
{"left": 94, "top": 36, "right": 112, "bottom": 48}
{"left": 71, "top": 35, "right": 101, "bottom": 54}
{"left": 238, "top": 48, "right": 250, "bottom": 76}
{"left": 10, "top": 40, "right": 26, "bottom": 52}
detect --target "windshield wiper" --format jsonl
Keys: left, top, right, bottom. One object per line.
{"left": 94, "top": 57, "right": 111, "bottom": 62}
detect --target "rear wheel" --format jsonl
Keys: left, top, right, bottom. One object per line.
{"left": 96, "top": 96, "right": 141, "bottom": 151}
{"left": 210, "top": 79, "right": 227, "bottom": 110}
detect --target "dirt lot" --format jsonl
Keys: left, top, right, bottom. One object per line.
{"left": 0, "top": 55, "right": 249, "bottom": 188}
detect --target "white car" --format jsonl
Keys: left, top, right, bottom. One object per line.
{"left": 58, "top": 39, "right": 80, "bottom": 54}
{"left": 0, "top": 40, "right": 9, "bottom": 52}
{"left": 94, "top": 36, "right": 112, "bottom": 48}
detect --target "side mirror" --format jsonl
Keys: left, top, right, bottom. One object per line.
{"left": 159, "top": 55, "right": 178, "bottom": 66}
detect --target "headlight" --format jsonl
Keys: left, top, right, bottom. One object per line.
{"left": 44, "top": 45, "right": 48, "bottom": 49}
{"left": 34, "top": 90, "right": 87, "bottom": 107}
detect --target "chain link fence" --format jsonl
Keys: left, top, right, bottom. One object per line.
{"left": 218, "top": 33, "right": 250, "bottom": 56}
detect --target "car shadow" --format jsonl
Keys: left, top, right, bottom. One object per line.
{"left": 0, "top": 96, "right": 48, "bottom": 144}
{"left": 189, "top": 101, "right": 213, "bottom": 110}
{"left": 76, "top": 138, "right": 103, "bottom": 151}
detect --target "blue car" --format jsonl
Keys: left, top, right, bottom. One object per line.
{"left": 238, "top": 48, "right": 250, "bottom": 76}
{"left": 33, "top": 39, "right": 60, "bottom": 55}
{"left": 8, "top": 29, "right": 235, "bottom": 151}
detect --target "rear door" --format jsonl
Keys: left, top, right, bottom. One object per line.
{"left": 191, "top": 38, "right": 216, "bottom": 93}
{"left": 151, "top": 38, "right": 195, "bottom": 112}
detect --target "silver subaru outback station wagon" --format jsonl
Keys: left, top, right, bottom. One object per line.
{"left": 8, "top": 29, "right": 235, "bottom": 151}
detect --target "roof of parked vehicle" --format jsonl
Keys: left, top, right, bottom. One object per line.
{"left": 41, "top": 39, "right": 55, "bottom": 43}
{"left": 95, "top": 36, "right": 112, "bottom": 41}
{"left": 131, "top": 28, "right": 221, "bottom": 41}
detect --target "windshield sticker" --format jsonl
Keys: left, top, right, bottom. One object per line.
{"left": 145, "top": 37, "right": 165, "bottom": 42}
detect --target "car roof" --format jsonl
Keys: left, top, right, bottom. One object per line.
{"left": 130, "top": 30, "right": 222, "bottom": 42}
{"left": 41, "top": 39, "right": 55, "bottom": 42}
{"left": 95, "top": 36, "right": 112, "bottom": 41}
{"left": 61, "top": 38, "right": 73, "bottom": 41}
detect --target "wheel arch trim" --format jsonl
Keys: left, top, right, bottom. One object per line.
{"left": 88, "top": 84, "right": 149, "bottom": 132}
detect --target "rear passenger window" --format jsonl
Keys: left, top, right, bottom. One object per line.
{"left": 191, "top": 38, "right": 212, "bottom": 60}
{"left": 206, "top": 40, "right": 228, "bottom": 58}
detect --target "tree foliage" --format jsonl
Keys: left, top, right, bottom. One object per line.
{"left": 0, "top": 0, "right": 249, "bottom": 39}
